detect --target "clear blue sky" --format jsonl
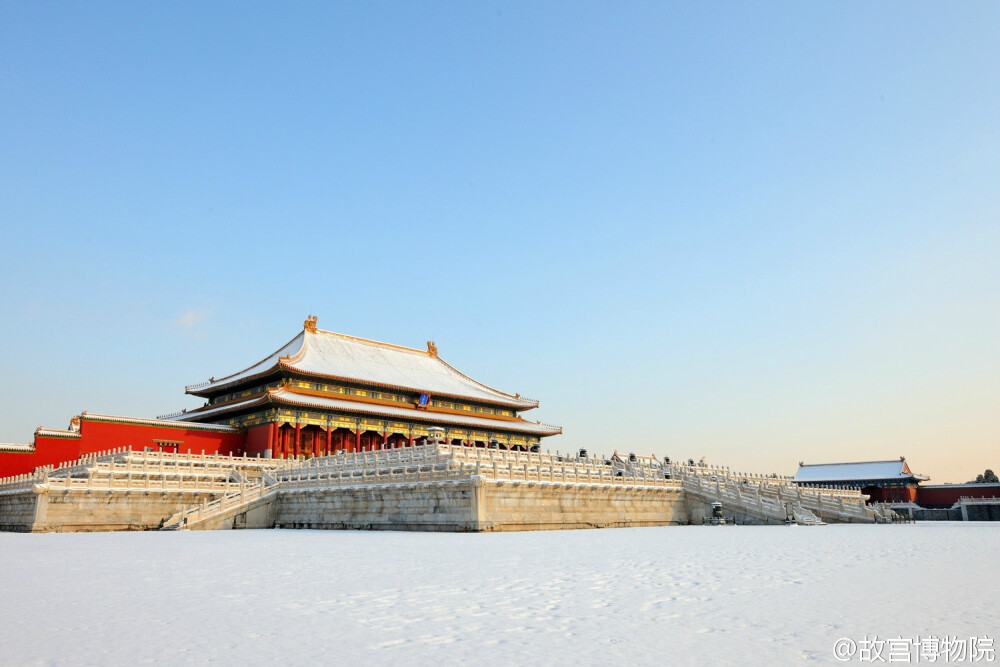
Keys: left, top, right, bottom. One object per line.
{"left": 1, "top": 3, "right": 997, "bottom": 482}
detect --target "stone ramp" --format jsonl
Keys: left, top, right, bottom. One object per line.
{"left": 162, "top": 471, "right": 281, "bottom": 530}
{"left": 673, "top": 464, "right": 876, "bottom": 524}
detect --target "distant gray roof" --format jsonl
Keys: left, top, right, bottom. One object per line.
{"left": 794, "top": 459, "right": 927, "bottom": 484}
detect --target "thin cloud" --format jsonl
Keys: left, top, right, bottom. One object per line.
{"left": 174, "top": 308, "right": 214, "bottom": 329}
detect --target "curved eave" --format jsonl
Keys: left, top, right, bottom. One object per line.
{"left": 184, "top": 364, "right": 279, "bottom": 398}
{"left": 432, "top": 354, "right": 539, "bottom": 409}
{"left": 170, "top": 396, "right": 270, "bottom": 423}
{"left": 276, "top": 360, "right": 539, "bottom": 410}
{"left": 184, "top": 359, "right": 539, "bottom": 412}
{"left": 185, "top": 366, "right": 280, "bottom": 398}
{"left": 184, "top": 332, "right": 304, "bottom": 396}
{"left": 177, "top": 388, "right": 560, "bottom": 436}
{"left": 268, "top": 390, "right": 561, "bottom": 436}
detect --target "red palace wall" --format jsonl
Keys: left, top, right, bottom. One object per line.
{"left": 0, "top": 418, "right": 248, "bottom": 479}
{"left": 244, "top": 423, "right": 272, "bottom": 458}
{"left": 79, "top": 420, "right": 244, "bottom": 457}
{"left": 860, "top": 485, "right": 918, "bottom": 504}
{"left": 0, "top": 436, "right": 82, "bottom": 478}
{"left": 917, "top": 484, "right": 1000, "bottom": 508}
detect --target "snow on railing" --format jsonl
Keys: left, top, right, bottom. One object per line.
{"left": 41, "top": 474, "right": 248, "bottom": 493}
{"left": 269, "top": 443, "right": 683, "bottom": 491}
{"left": 672, "top": 462, "right": 795, "bottom": 483}
{"left": 0, "top": 472, "right": 47, "bottom": 495}
{"left": 0, "top": 447, "right": 296, "bottom": 496}
{"left": 275, "top": 446, "right": 443, "bottom": 476}
{"left": 162, "top": 473, "right": 280, "bottom": 530}
{"left": 957, "top": 496, "right": 1000, "bottom": 503}
{"left": 677, "top": 466, "right": 873, "bottom": 522}
{"left": 470, "top": 457, "right": 680, "bottom": 489}
{"left": 278, "top": 461, "right": 463, "bottom": 490}
{"left": 0, "top": 448, "right": 126, "bottom": 488}
{"left": 681, "top": 475, "right": 789, "bottom": 521}
{"left": 122, "top": 450, "right": 283, "bottom": 467}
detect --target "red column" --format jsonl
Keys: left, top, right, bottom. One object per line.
{"left": 408, "top": 433, "right": 414, "bottom": 448}
{"left": 294, "top": 423, "right": 301, "bottom": 459}
{"left": 381, "top": 432, "right": 388, "bottom": 450}
{"left": 354, "top": 429, "right": 361, "bottom": 453}
{"left": 326, "top": 425, "right": 332, "bottom": 455}
{"left": 266, "top": 421, "right": 275, "bottom": 457}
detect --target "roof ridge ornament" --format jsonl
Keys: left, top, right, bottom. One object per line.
{"left": 427, "top": 341, "right": 438, "bottom": 357}
{"left": 304, "top": 315, "right": 318, "bottom": 333}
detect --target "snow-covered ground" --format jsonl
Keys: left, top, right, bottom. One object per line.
{"left": 1, "top": 523, "right": 996, "bottom": 665}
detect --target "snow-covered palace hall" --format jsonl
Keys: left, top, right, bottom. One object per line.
{"left": 0, "top": 317, "right": 883, "bottom": 532}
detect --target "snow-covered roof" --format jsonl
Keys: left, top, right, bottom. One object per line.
{"left": 185, "top": 323, "right": 538, "bottom": 409}
{"left": 186, "top": 332, "right": 304, "bottom": 396}
{"left": 0, "top": 442, "right": 34, "bottom": 453}
{"left": 173, "top": 387, "right": 561, "bottom": 436}
{"left": 164, "top": 397, "right": 267, "bottom": 422}
{"left": 34, "top": 427, "right": 81, "bottom": 439}
{"left": 794, "top": 459, "right": 927, "bottom": 483}
{"left": 80, "top": 413, "right": 240, "bottom": 433}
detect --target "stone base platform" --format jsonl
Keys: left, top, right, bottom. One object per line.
{"left": 275, "top": 479, "right": 687, "bottom": 532}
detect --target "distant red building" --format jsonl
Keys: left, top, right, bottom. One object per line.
{"left": 793, "top": 458, "right": 1000, "bottom": 521}
{"left": 792, "top": 458, "right": 928, "bottom": 504}
{"left": 0, "top": 414, "right": 244, "bottom": 478}
{"left": 916, "top": 483, "right": 1000, "bottom": 509}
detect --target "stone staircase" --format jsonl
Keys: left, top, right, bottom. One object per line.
{"left": 161, "top": 470, "right": 282, "bottom": 530}
{"left": 669, "top": 463, "right": 877, "bottom": 524}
